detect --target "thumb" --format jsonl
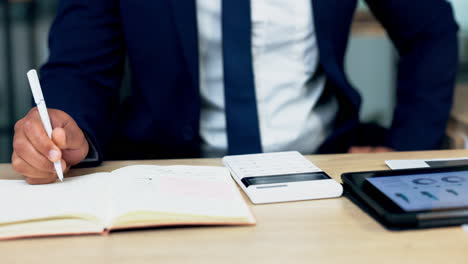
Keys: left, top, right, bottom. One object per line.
{"left": 52, "top": 127, "right": 68, "bottom": 149}
{"left": 52, "top": 126, "right": 89, "bottom": 166}
{"left": 52, "top": 123, "right": 87, "bottom": 150}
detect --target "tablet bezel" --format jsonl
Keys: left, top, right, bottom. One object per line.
{"left": 341, "top": 165, "right": 468, "bottom": 229}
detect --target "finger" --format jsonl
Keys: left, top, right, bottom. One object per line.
{"left": 348, "top": 146, "right": 372, "bottom": 153}
{"left": 13, "top": 132, "right": 56, "bottom": 174}
{"left": 25, "top": 177, "right": 57, "bottom": 185}
{"left": 11, "top": 152, "right": 57, "bottom": 180}
{"left": 52, "top": 127, "right": 89, "bottom": 166}
{"left": 52, "top": 119, "right": 86, "bottom": 150}
{"left": 52, "top": 127, "right": 67, "bottom": 149}
{"left": 373, "top": 146, "right": 394, "bottom": 153}
{"left": 12, "top": 151, "right": 67, "bottom": 178}
{"left": 22, "top": 117, "right": 62, "bottom": 162}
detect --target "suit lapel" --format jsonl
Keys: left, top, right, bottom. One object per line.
{"left": 170, "top": 0, "right": 199, "bottom": 89}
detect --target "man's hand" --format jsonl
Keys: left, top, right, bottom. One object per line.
{"left": 12, "top": 108, "right": 89, "bottom": 184}
{"left": 348, "top": 146, "right": 394, "bottom": 153}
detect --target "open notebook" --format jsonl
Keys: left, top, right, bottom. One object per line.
{"left": 0, "top": 165, "right": 255, "bottom": 240}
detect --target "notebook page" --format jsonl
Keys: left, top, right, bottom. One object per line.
{"left": 108, "top": 165, "right": 253, "bottom": 223}
{"left": 0, "top": 173, "right": 111, "bottom": 225}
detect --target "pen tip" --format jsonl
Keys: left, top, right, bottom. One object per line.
{"left": 54, "top": 162, "right": 64, "bottom": 182}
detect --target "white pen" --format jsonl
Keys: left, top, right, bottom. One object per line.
{"left": 27, "top": 69, "right": 64, "bottom": 182}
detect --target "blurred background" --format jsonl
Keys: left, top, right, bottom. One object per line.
{"left": 0, "top": 0, "right": 467, "bottom": 163}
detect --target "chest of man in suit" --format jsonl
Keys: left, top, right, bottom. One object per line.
{"left": 38, "top": 0, "right": 458, "bottom": 161}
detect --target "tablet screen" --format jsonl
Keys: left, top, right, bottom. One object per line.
{"left": 366, "top": 171, "right": 468, "bottom": 212}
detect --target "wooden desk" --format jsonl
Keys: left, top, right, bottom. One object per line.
{"left": 1, "top": 150, "right": 468, "bottom": 263}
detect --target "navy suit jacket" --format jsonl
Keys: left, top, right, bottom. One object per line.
{"left": 41, "top": 0, "right": 458, "bottom": 161}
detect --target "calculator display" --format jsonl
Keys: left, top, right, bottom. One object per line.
{"left": 241, "top": 172, "right": 330, "bottom": 188}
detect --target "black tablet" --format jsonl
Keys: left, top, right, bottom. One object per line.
{"left": 341, "top": 166, "right": 468, "bottom": 230}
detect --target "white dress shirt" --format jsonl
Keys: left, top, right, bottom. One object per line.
{"left": 197, "top": 0, "right": 338, "bottom": 157}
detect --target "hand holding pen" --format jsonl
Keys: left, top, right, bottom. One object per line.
{"left": 10, "top": 70, "right": 89, "bottom": 184}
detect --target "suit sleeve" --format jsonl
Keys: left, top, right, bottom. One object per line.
{"left": 40, "top": 0, "right": 125, "bottom": 162}
{"left": 364, "top": 0, "right": 459, "bottom": 150}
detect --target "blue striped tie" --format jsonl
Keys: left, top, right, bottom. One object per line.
{"left": 222, "top": 0, "right": 262, "bottom": 155}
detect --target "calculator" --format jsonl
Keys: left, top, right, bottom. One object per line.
{"left": 222, "top": 151, "right": 343, "bottom": 204}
